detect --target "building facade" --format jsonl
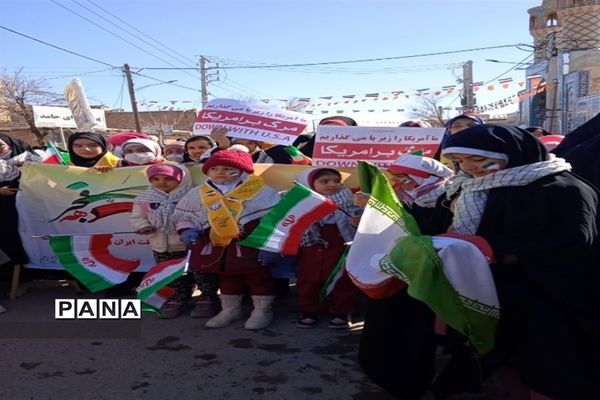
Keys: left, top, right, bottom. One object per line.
{"left": 524, "top": 0, "right": 600, "bottom": 133}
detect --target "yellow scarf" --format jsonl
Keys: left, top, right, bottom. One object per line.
{"left": 200, "top": 175, "right": 265, "bottom": 247}
{"left": 95, "top": 152, "right": 120, "bottom": 168}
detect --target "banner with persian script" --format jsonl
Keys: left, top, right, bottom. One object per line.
{"left": 16, "top": 164, "right": 360, "bottom": 270}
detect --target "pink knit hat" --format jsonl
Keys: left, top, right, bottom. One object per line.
{"left": 202, "top": 149, "right": 254, "bottom": 174}
{"left": 146, "top": 164, "right": 183, "bottom": 183}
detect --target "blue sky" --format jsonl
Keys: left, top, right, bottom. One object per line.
{"left": 1, "top": 0, "right": 541, "bottom": 122}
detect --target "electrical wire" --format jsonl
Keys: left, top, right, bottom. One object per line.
{"left": 45, "top": 67, "right": 120, "bottom": 80}
{"left": 70, "top": 0, "right": 198, "bottom": 70}
{"left": 1, "top": 25, "right": 199, "bottom": 94}
{"left": 139, "top": 44, "right": 529, "bottom": 71}
{"left": 210, "top": 44, "right": 530, "bottom": 70}
{"left": 85, "top": 0, "right": 199, "bottom": 66}
{"left": 483, "top": 53, "right": 534, "bottom": 84}
{"left": 0, "top": 25, "right": 118, "bottom": 68}
{"left": 112, "top": 73, "right": 125, "bottom": 109}
{"left": 50, "top": 0, "right": 198, "bottom": 80}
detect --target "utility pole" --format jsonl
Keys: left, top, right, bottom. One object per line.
{"left": 200, "top": 56, "right": 208, "bottom": 109}
{"left": 462, "top": 60, "right": 474, "bottom": 112}
{"left": 123, "top": 63, "right": 141, "bottom": 132}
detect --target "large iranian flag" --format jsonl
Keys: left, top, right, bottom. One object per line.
{"left": 49, "top": 234, "right": 141, "bottom": 292}
{"left": 136, "top": 253, "right": 190, "bottom": 312}
{"left": 239, "top": 182, "right": 337, "bottom": 255}
{"left": 383, "top": 235, "right": 500, "bottom": 355}
{"left": 345, "top": 161, "right": 420, "bottom": 297}
{"left": 347, "top": 161, "right": 499, "bottom": 355}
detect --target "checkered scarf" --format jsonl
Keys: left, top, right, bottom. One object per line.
{"left": 0, "top": 151, "right": 40, "bottom": 183}
{"left": 134, "top": 184, "right": 192, "bottom": 234}
{"left": 173, "top": 175, "right": 280, "bottom": 232}
{"left": 445, "top": 157, "right": 571, "bottom": 235}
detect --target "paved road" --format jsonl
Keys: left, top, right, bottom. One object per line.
{"left": 0, "top": 279, "right": 399, "bottom": 400}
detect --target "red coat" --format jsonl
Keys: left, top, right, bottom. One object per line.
{"left": 188, "top": 219, "right": 262, "bottom": 274}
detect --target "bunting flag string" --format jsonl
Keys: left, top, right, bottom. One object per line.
{"left": 303, "top": 81, "right": 548, "bottom": 115}
{"left": 278, "top": 76, "right": 527, "bottom": 111}
{"left": 130, "top": 75, "right": 537, "bottom": 114}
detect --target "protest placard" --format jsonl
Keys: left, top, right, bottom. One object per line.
{"left": 312, "top": 125, "right": 444, "bottom": 168}
{"left": 193, "top": 99, "right": 310, "bottom": 145}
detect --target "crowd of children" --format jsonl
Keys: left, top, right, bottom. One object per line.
{"left": 1, "top": 115, "right": 599, "bottom": 399}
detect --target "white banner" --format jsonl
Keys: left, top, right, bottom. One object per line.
{"left": 193, "top": 99, "right": 310, "bottom": 145}
{"left": 17, "top": 164, "right": 154, "bottom": 270}
{"left": 32, "top": 106, "right": 106, "bottom": 129}
{"left": 312, "top": 126, "right": 444, "bottom": 168}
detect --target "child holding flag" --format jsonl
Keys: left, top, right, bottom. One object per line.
{"left": 295, "top": 167, "right": 361, "bottom": 329}
{"left": 131, "top": 164, "right": 210, "bottom": 318}
{"left": 173, "top": 149, "right": 281, "bottom": 330}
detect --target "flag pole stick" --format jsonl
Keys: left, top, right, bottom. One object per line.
{"left": 31, "top": 231, "right": 139, "bottom": 238}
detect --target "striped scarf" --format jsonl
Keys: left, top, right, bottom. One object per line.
{"left": 445, "top": 157, "right": 571, "bottom": 235}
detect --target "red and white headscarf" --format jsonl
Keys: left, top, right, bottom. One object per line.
{"left": 388, "top": 153, "right": 453, "bottom": 207}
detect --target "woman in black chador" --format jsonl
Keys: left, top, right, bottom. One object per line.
{"left": 0, "top": 134, "right": 32, "bottom": 266}
{"left": 438, "top": 124, "right": 599, "bottom": 399}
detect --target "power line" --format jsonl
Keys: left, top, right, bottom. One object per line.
{"left": 45, "top": 67, "right": 120, "bottom": 80}
{"left": 112, "top": 73, "right": 125, "bottom": 109}
{"left": 0, "top": 25, "right": 199, "bottom": 93}
{"left": 50, "top": 0, "right": 197, "bottom": 79}
{"left": 132, "top": 71, "right": 201, "bottom": 93}
{"left": 483, "top": 53, "right": 534, "bottom": 85}
{"left": 0, "top": 25, "right": 118, "bottom": 68}
{"left": 70, "top": 0, "right": 198, "bottom": 70}
{"left": 140, "top": 44, "right": 529, "bottom": 71}
{"left": 85, "top": 0, "right": 199, "bottom": 66}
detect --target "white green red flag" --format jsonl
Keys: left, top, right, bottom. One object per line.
{"left": 239, "top": 182, "right": 337, "bottom": 255}
{"left": 346, "top": 161, "right": 499, "bottom": 354}
{"left": 319, "top": 245, "right": 350, "bottom": 302}
{"left": 283, "top": 146, "right": 312, "bottom": 165}
{"left": 136, "top": 253, "right": 190, "bottom": 312}
{"left": 382, "top": 235, "right": 500, "bottom": 355}
{"left": 41, "top": 142, "right": 70, "bottom": 165}
{"left": 49, "top": 234, "right": 141, "bottom": 292}
{"left": 140, "top": 287, "right": 177, "bottom": 313}
{"left": 345, "top": 160, "right": 420, "bottom": 295}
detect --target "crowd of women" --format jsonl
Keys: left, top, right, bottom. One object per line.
{"left": 0, "top": 112, "right": 598, "bottom": 399}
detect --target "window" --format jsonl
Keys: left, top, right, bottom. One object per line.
{"left": 546, "top": 13, "right": 558, "bottom": 27}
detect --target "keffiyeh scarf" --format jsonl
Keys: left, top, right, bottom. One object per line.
{"left": 134, "top": 184, "right": 191, "bottom": 234}
{"left": 445, "top": 157, "right": 571, "bottom": 235}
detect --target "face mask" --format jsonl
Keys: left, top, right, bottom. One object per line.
{"left": 124, "top": 152, "right": 156, "bottom": 165}
{"left": 166, "top": 154, "right": 184, "bottom": 163}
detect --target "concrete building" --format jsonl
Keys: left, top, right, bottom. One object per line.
{"left": 523, "top": 0, "right": 600, "bottom": 133}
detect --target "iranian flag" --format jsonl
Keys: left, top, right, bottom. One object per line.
{"left": 319, "top": 245, "right": 350, "bottom": 302}
{"left": 41, "top": 142, "right": 70, "bottom": 165}
{"left": 383, "top": 235, "right": 500, "bottom": 355}
{"left": 283, "top": 146, "right": 312, "bottom": 165}
{"left": 239, "top": 182, "right": 337, "bottom": 255}
{"left": 141, "top": 287, "right": 177, "bottom": 312}
{"left": 345, "top": 161, "right": 420, "bottom": 298}
{"left": 136, "top": 253, "right": 190, "bottom": 312}
{"left": 49, "top": 234, "right": 141, "bottom": 292}
{"left": 346, "top": 161, "right": 499, "bottom": 354}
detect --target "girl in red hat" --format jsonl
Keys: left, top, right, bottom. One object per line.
{"left": 173, "top": 149, "right": 281, "bottom": 330}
